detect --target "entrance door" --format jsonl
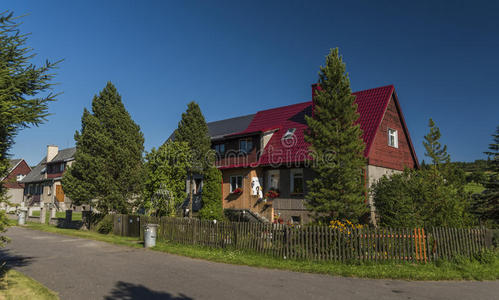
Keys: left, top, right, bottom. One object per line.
{"left": 56, "top": 185, "right": 65, "bottom": 202}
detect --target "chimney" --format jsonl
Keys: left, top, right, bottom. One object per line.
{"left": 47, "top": 145, "right": 59, "bottom": 162}
{"left": 311, "top": 83, "right": 322, "bottom": 118}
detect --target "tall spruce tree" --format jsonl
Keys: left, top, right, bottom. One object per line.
{"left": 473, "top": 126, "right": 499, "bottom": 226}
{"left": 0, "top": 12, "right": 60, "bottom": 245}
{"left": 174, "top": 102, "right": 213, "bottom": 218}
{"left": 423, "top": 118, "right": 450, "bottom": 165}
{"left": 62, "top": 82, "right": 144, "bottom": 214}
{"left": 304, "top": 48, "right": 368, "bottom": 224}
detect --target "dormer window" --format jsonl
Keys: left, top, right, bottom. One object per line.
{"left": 282, "top": 128, "right": 296, "bottom": 140}
{"left": 388, "top": 128, "right": 398, "bottom": 148}
{"left": 239, "top": 138, "right": 253, "bottom": 154}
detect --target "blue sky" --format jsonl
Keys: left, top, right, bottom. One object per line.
{"left": 5, "top": 0, "right": 499, "bottom": 165}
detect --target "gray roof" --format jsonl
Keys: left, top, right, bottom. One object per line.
{"left": 50, "top": 147, "right": 76, "bottom": 163}
{"left": 207, "top": 114, "right": 255, "bottom": 140}
{"left": 21, "top": 147, "right": 76, "bottom": 183}
{"left": 21, "top": 158, "right": 47, "bottom": 183}
{"left": 167, "top": 114, "right": 255, "bottom": 142}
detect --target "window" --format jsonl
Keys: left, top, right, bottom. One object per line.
{"left": 282, "top": 128, "right": 296, "bottom": 140}
{"left": 388, "top": 128, "right": 398, "bottom": 148}
{"left": 267, "top": 170, "right": 280, "bottom": 191}
{"left": 16, "top": 174, "right": 25, "bottom": 182}
{"left": 239, "top": 138, "right": 253, "bottom": 153}
{"left": 214, "top": 143, "right": 225, "bottom": 155}
{"left": 59, "top": 163, "right": 65, "bottom": 172}
{"left": 230, "top": 175, "right": 243, "bottom": 193}
{"left": 290, "top": 168, "right": 304, "bottom": 194}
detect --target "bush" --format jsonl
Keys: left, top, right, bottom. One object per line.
{"left": 96, "top": 215, "right": 113, "bottom": 234}
{"left": 199, "top": 167, "right": 224, "bottom": 221}
{"left": 371, "top": 167, "right": 471, "bottom": 227}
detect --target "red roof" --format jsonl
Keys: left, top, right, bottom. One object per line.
{"left": 218, "top": 85, "right": 401, "bottom": 168}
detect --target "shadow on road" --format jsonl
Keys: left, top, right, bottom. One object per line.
{"left": 0, "top": 248, "right": 34, "bottom": 268}
{"left": 104, "top": 281, "right": 193, "bottom": 300}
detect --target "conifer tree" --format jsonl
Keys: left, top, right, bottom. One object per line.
{"left": 0, "top": 12, "right": 60, "bottom": 201}
{"left": 423, "top": 118, "right": 450, "bottom": 165}
{"left": 0, "top": 12, "right": 60, "bottom": 245}
{"left": 473, "top": 126, "right": 499, "bottom": 226}
{"left": 62, "top": 83, "right": 144, "bottom": 214}
{"left": 304, "top": 48, "right": 367, "bottom": 223}
{"left": 174, "top": 102, "right": 213, "bottom": 218}
{"left": 199, "top": 166, "right": 224, "bottom": 220}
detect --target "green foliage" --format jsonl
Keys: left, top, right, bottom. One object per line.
{"left": 96, "top": 215, "right": 113, "bottom": 234}
{"left": 143, "top": 141, "right": 192, "bottom": 216}
{"left": 174, "top": 101, "right": 214, "bottom": 217}
{"left": 0, "top": 11, "right": 60, "bottom": 245}
{"left": 372, "top": 167, "right": 471, "bottom": 227}
{"left": 472, "top": 125, "right": 499, "bottom": 227}
{"left": 62, "top": 82, "right": 144, "bottom": 214}
{"left": 423, "top": 118, "right": 450, "bottom": 165}
{"left": 199, "top": 166, "right": 223, "bottom": 220}
{"left": 174, "top": 102, "right": 213, "bottom": 172}
{"left": 304, "top": 48, "right": 367, "bottom": 223}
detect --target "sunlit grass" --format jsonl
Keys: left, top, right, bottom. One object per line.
{"left": 0, "top": 269, "right": 59, "bottom": 300}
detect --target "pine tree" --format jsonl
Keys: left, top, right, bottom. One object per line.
{"left": 423, "top": 118, "right": 450, "bottom": 165}
{"left": 304, "top": 48, "right": 368, "bottom": 224}
{"left": 174, "top": 102, "right": 213, "bottom": 218}
{"left": 474, "top": 126, "right": 499, "bottom": 226}
{"left": 62, "top": 83, "right": 144, "bottom": 214}
{"left": 0, "top": 12, "right": 60, "bottom": 245}
{"left": 199, "top": 166, "right": 224, "bottom": 220}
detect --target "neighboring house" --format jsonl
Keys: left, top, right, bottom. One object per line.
{"left": 22, "top": 145, "right": 76, "bottom": 211}
{"left": 191, "top": 84, "right": 419, "bottom": 224}
{"left": 1, "top": 159, "right": 31, "bottom": 211}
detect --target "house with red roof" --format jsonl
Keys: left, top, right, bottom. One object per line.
{"left": 1, "top": 158, "right": 31, "bottom": 211}
{"left": 189, "top": 84, "right": 418, "bottom": 224}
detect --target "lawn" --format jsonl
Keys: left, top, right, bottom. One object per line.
{"left": 18, "top": 222, "right": 499, "bottom": 281}
{"left": 0, "top": 269, "right": 59, "bottom": 300}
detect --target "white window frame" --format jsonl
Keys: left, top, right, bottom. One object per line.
{"left": 388, "top": 128, "right": 398, "bottom": 148}
{"left": 230, "top": 175, "right": 243, "bottom": 193}
{"left": 267, "top": 170, "right": 280, "bottom": 191}
{"left": 290, "top": 168, "right": 304, "bottom": 194}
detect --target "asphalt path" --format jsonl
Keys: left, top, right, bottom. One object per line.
{"left": 2, "top": 227, "right": 498, "bottom": 300}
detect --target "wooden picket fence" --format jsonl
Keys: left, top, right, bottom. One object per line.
{"left": 111, "top": 215, "right": 492, "bottom": 263}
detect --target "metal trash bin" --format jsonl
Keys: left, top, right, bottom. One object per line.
{"left": 144, "top": 224, "right": 158, "bottom": 248}
{"left": 18, "top": 210, "right": 26, "bottom": 225}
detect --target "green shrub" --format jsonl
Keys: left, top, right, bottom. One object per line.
{"left": 473, "top": 249, "right": 498, "bottom": 265}
{"left": 96, "top": 215, "right": 113, "bottom": 234}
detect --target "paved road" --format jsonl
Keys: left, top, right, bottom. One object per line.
{"left": 1, "top": 227, "right": 498, "bottom": 300}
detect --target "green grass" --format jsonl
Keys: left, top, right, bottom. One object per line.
{"left": 17, "top": 222, "right": 499, "bottom": 281}
{"left": 0, "top": 269, "right": 59, "bottom": 300}
{"left": 30, "top": 211, "right": 82, "bottom": 221}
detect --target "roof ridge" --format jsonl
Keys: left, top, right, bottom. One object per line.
{"left": 207, "top": 113, "right": 255, "bottom": 125}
